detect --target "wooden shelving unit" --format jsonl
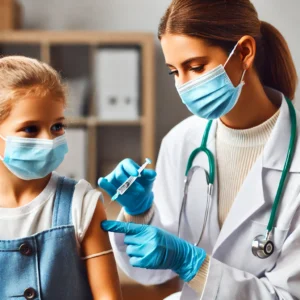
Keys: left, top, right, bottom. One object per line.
{"left": 0, "top": 31, "right": 156, "bottom": 186}
{"left": 0, "top": 31, "right": 180, "bottom": 299}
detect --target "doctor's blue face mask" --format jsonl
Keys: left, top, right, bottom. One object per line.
{"left": 176, "top": 43, "right": 246, "bottom": 120}
{"left": 0, "top": 134, "right": 68, "bottom": 180}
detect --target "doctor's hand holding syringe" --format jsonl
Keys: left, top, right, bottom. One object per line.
{"left": 98, "top": 158, "right": 156, "bottom": 216}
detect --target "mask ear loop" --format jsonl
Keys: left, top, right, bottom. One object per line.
{"left": 224, "top": 43, "right": 247, "bottom": 86}
{"left": 224, "top": 43, "right": 239, "bottom": 67}
{"left": 239, "top": 69, "right": 247, "bottom": 85}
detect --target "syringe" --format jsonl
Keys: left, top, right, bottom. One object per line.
{"left": 111, "top": 158, "right": 152, "bottom": 201}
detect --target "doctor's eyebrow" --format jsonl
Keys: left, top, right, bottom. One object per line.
{"left": 166, "top": 56, "right": 209, "bottom": 69}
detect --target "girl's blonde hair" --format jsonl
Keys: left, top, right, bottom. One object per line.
{"left": 0, "top": 56, "right": 66, "bottom": 122}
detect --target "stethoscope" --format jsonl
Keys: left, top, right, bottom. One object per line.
{"left": 178, "top": 97, "right": 297, "bottom": 259}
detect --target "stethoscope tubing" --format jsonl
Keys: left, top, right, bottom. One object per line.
{"left": 180, "top": 97, "right": 297, "bottom": 254}
{"left": 266, "top": 98, "right": 297, "bottom": 234}
{"left": 179, "top": 167, "right": 213, "bottom": 246}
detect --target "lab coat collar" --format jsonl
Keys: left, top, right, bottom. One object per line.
{"left": 212, "top": 158, "right": 265, "bottom": 254}
{"left": 262, "top": 90, "right": 300, "bottom": 172}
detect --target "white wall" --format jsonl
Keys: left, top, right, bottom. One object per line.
{"left": 18, "top": 0, "right": 300, "bottom": 150}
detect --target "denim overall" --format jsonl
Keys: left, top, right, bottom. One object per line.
{"left": 0, "top": 177, "right": 93, "bottom": 299}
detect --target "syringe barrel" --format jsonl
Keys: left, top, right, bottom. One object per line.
{"left": 118, "top": 176, "right": 136, "bottom": 195}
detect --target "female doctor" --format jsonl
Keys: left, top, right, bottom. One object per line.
{"left": 99, "top": 0, "right": 300, "bottom": 299}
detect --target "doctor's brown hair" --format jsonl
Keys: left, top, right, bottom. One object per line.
{"left": 158, "top": 0, "right": 298, "bottom": 100}
{"left": 0, "top": 56, "right": 66, "bottom": 122}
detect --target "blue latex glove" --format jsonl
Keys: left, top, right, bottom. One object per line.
{"left": 98, "top": 159, "right": 156, "bottom": 215}
{"left": 101, "top": 220, "right": 207, "bottom": 282}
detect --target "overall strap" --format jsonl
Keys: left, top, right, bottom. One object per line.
{"left": 52, "top": 176, "right": 77, "bottom": 227}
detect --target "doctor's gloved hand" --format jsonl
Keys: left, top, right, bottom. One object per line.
{"left": 98, "top": 159, "right": 156, "bottom": 216}
{"left": 101, "top": 220, "right": 207, "bottom": 282}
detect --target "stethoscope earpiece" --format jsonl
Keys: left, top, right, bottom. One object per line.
{"left": 252, "top": 235, "right": 274, "bottom": 259}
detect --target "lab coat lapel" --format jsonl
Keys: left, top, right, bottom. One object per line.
{"left": 263, "top": 94, "right": 300, "bottom": 172}
{"left": 212, "top": 158, "right": 265, "bottom": 254}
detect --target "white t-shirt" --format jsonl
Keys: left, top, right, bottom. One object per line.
{"left": 0, "top": 172, "right": 102, "bottom": 247}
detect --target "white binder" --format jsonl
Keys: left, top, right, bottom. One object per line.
{"left": 56, "top": 128, "right": 87, "bottom": 180}
{"left": 94, "top": 48, "right": 140, "bottom": 121}
{"left": 65, "top": 77, "right": 88, "bottom": 117}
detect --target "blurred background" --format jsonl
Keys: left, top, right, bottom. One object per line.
{"left": 1, "top": 0, "right": 299, "bottom": 299}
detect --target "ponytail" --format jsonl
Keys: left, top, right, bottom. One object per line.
{"left": 259, "top": 21, "right": 298, "bottom": 100}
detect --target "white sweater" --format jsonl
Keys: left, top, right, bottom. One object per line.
{"left": 216, "top": 110, "right": 280, "bottom": 227}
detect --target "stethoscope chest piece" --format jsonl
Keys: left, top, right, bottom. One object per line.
{"left": 252, "top": 235, "right": 274, "bottom": 259}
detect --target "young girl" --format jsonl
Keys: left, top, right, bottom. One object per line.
{"left": 0, "top": 56, "right": 122, "bottom": 299}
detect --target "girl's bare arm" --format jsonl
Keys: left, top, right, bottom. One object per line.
{"left": 82, "top": 200, "right": 122, "bottom": 300}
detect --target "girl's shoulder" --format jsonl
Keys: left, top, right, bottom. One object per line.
{"left": 55, "top": 173, "right": 103, "bottom": 246}
{"left": 54, "top": 174, "right": 102, "bottom": 203}
{"left": 73, "top": 179, "right": 103, "bottom": 243}
{"left": 73, "top": 178, "right": 103, "bottom": 203}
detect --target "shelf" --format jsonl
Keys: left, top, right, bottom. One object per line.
{"left": 67, "top": 117, "right": 88, "bottom": 127}
{"left": 0, "top": 31, "right": 154, "bottom": 45}
{"left": 94, "top": 119, "right": 143, "bottom": 127}
{"left": 67, "top": 116, "right": 143, "bottom": 127}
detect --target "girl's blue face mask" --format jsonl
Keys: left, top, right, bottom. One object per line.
{"left": 0, "top": 134, "right": 68, "bottom": 180}
{"left": 176, "top": 44, "right": 246, "bottom": 120}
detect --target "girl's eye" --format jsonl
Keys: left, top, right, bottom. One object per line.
{"left": 51, "top": 123, "right": 66, "bottom": 132}
{"left": 23, "top": 125, "right": 38, "bottom": 134}
{"left": 190, "top": 65, "right": 205, "bottom": 73}
{"left": 168, "top": 69, "right": 178, "bottom": 76}
{"left": 51, "top": 122, "right": 66, "bottom": 133}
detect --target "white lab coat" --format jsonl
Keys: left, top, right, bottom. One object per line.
{"left": 111, "top": 88, "right": 300, "bottom": 300}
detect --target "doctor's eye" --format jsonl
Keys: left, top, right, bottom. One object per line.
{"left": 189, "top": 65, "right": 205, "bottom": 73}
{"left": 168, "top": 69, "right": 179, "bottom": 76}
{"left": 51, "top": 122, "right": 66, "bottom": 133}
